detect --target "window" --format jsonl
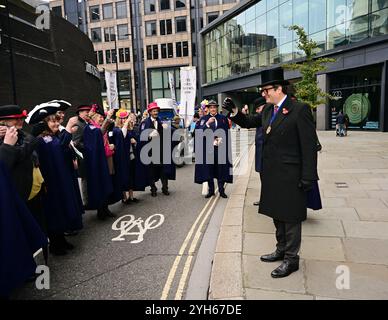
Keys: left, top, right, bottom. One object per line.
{"left": 206, "top": 0, "right": 219, "bottom": 5}
{"left": 147, "top": 45, "right": 153, "bottom": 60}
{"left": 118, "top": 70, "right": 131, "bottom": 92}
{"left": 146, "top": 45, "right": 159, "bottom": 60}
{"left": 116, "top": 1, "right": 127, "bottom": 19}
{"left": 176, "top": 41, "right": 189, "bottom": 57}
{"left": 104, "top": 27, "right": 116, "bottom": 42}
{"left": 161, "top": 43, "right": 173, "bottom": 58}
{"left": 91, "top": 28, "right": 102, "bottom": 42}
{"left": 146, "top": 21, "right": 157, "bottom": 36}
{"left": 118, "top": 24, "right": 129, "bottom": 40}
{"left": 90, "top": 5, "right": 100, "bottom": 21}
{"left": 175, "top": 16, "right": 187, "bottom": 32}
{"left": 160, "top": 19, "right": 172, "bottom": 35}
{"left": 309, "top": 0, "right": 326, "bottom": 34}
{"left": 52, "top": 6, "right": 62, "bottom": 17}
{"left": 119, "top": 48, "right": 131, "bottom": 62}
{"left": 167, "top": 43, "right": 173, "bottom": 58}
{"left": 161, "top": 44, "right": 167, "bottom": 58}
{"left": 95, "top": 51, "right": 104, "bottom": 64}
{"left": 160, "top": 0, "right": 170, "bottom": 10}
{"left": 103, "top": 3, "right": 113, "bottom": 19}
{"left": 175, "top": 0, "right": 186, "bottom": 9}
{"left": 149, "top": 68, "right": 181, "bottom": 101}
{"left": 144, "top": 0, "right": 156, "bottom": 14}
{"left": 207, "top": 12, "right": 219, "bottom": 24}
{"left": 192, "top": 42, "right": 196, "bottom": 56}
{"left": 222, "top": 0, "right": 235, "bottom": 3}
{"left": 106, "top": 50, "right": 111, "bottom": 64}
{"left": 153, "top": 45, "right": 159, "bottom": 59}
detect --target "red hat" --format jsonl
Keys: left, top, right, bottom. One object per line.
{"left": 147, "top": 102, "right": 160, "bottom": 112}
{"left": 77, "top": 104, "right": 92, "bottom": 113}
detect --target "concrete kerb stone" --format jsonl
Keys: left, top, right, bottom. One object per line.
{"left": 208, "top": 145, "right": 255, "bottom": 300}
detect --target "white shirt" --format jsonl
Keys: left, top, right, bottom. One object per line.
{"left": 275, "top": 95, "right": 288, "bottom": 109}
{"left": 152, "top": 118, "right": 158, "bottom": 130}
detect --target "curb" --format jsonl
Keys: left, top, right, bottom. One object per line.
{"left": 208, "top": 145, "right": 256, "bottom": 300}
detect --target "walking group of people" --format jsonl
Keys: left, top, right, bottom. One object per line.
{"left": 1, "top": 67, "right": 322, "bottom": 297}
{"left": 0, "top": 100, "right": 179, "bottom": 298}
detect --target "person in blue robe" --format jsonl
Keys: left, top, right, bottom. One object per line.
{"left": 137, "top": 102, "right": 176, "bottom": 197}
{"left": 0, "top": 127, "right": 48, "bottom": 298}
{"left": 194, "top": 100, "right": 233, "bottom": 198}
{"left": 32, "top": 113, "right": 84, "bottom": 255}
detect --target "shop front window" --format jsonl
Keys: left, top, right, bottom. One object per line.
{"left": 329, "top": 65, "right": 382, "bottom": 130}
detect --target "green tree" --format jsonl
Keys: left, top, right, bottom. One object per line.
{"left": 283, "top": 25, "right": 336, "bottom": 109}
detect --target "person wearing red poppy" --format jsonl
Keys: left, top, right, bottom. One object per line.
{"left": 223, "top": 68, "right": 319, "bottom": 279}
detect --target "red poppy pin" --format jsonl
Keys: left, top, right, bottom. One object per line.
{"left": 282, "top": 108, "right": 289, "bottom": 115}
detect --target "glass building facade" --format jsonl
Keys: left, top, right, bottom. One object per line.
{"left": 203, "top": 0, "right": 388, "bottom": 84}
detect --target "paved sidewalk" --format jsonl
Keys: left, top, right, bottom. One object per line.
{"left": 209, "top": 131, "right": 388, "bottom": 300}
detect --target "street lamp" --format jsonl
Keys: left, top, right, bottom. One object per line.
{"left": 113, "top": 31, "right": 130, "bottom": 109}
{"left": 0, "top": 0, "right": 17, "bottom": 104}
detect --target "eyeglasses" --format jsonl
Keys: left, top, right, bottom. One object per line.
{"left": 260, "top": 86, "right": 277, "bottom": 95}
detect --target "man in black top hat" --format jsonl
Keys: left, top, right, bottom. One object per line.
{"left": 223, "top": 67, "right": 319, "bottom": 278}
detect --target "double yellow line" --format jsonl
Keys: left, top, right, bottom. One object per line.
{"left": 161, "top": 152, "right": 244, "bottom": 300}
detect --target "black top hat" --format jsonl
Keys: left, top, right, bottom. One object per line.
{"left": 260, "top": 68, "right": 289, "bottom": 88}
{"left": 207, "top": 99, "right": 219, "bottom": 106}
{"left": 253, "top": 97, "right": 266, "bottom": 107}
{"left": 25, "top": 102, "right": 60, "bottom": 124}
{"left": 0, "top": 105, "right": 28, "bottom": 120}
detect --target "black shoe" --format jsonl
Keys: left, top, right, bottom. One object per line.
{"left": 271, "top": 260, "right": 299, "bottom": 278}
{"left": 50, "top": 245, "right": 67, "bottom": 256}
{"left": 105, "top": 208, "right": 116, "bottom": 218}
{"left": 97, "top": 209, "right": 107, "bottom": 220}
{"left": 63, "top": 240, "right": 75, "bottom": 251}
{"left": 64, "top": 230, "right": 78, "bottom": 236}
{"left": 253, "top": 201, "right": 260, "bottom": 206}
{"left": 219, "top": 192, "right": 228, "bottom": 198}
{"left": 260, "top": 251, "right": 285, "bottom": 263}
{"left": 151, "top": 191, "right": 157, "bottom": 197}
{"left": 130, "top": 198, "right": 139, "bottom": 203}
{"left": 122, "top": 199, "right": 132, "bottom": 205}
{"left": 162, "top": 189, "right": 170, "bottom": 196}
{"left": 205, "top": 192, "right": 215, "bottom": 198}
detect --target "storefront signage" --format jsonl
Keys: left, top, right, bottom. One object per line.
{"left": 85, "top": 62, "right": 100, "bottom": 79}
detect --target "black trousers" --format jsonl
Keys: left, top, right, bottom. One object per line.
{"left": 149, "top": 164, "right": 168, "bottom": 191}
{"left": 273, "top": 219, "right": 301, "bottom": 264}
{"left": 208, "top": 179, "right": 225, "bottom": 194}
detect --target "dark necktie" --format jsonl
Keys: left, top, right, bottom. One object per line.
{"left": 274, "top": 105, "right": 279, "bottom": 114}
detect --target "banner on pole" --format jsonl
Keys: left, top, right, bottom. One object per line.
{"left": 168, "top": 72, "right": 178, "bottom": 113}
{"left": 105, "top": 70, "right": 119, "bottom": 109}
{"left": 179, "top": 66, "right": 196, "bottom": 127}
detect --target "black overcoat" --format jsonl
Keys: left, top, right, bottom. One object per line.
{"left": 231, "top": 97, "right": 319, "bottom": 222}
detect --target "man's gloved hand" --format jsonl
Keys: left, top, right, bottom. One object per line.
{"left": 298, "top": 180, "right": 314, "bottom": 192}
{"left": 222, "top": 97, "right": 236, "bottom": 113}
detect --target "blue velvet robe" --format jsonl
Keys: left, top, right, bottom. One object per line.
{"left": 137, "top": 117, "right": 177, "bottom": 188}
{"left": 0, "top": 161, "right": 48, "bottom": 297}
{"left": 194, "top": 113, "right": 233, "bottom": 184}
{"left": 82, "top": 125, "right": 113, "bottom": 210}
{"left": 37, "top": 131, "right": 83, "bottom": 233}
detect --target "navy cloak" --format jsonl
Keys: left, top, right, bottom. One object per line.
{"left": 255, "top": 127, "right": 264, "bottom": 173}
{"left": 137, "top": 117, "right": 177, "bottom": 188}
{"left": 0, "top": 161, "right": 48, "bottom": 297}
{"left": 37, "top": 131, "right": 84, "bottom": 234}
{"left": 108, "top": 127, "right": 130, "bottom": 204}
{"left": 124, "top": 129, "right": 146, "bottom": 191}
{"left": 194, "top": 114, "right": 233, "bottom": 184}
{"left": 83, "top": 125, "right": 113, "bottom": 210}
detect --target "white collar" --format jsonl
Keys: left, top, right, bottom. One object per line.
{"left": 276, "top": 95, "right": 288, "bottom": 108}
